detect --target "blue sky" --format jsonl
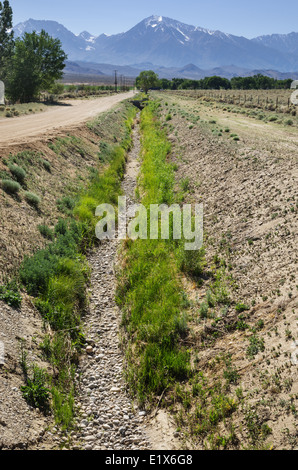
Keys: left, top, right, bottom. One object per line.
{"left": 9, "top": 0, "right": 298, "bottom": 38}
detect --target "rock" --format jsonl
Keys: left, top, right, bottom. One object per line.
{"left": 70, "top": 129, "right": 152, "bottom": 452}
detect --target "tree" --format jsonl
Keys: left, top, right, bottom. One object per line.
{"left": 136, "top": 70, "right": 159, "bottom": 94}
{"left": 0, "top": 0, "right": 14, "bottom": 80}
{"left": 203, "top": 76, "right": 231, "bottom": 90}
{"left": 6, "top": 30, "right": 67, "bottom": 103}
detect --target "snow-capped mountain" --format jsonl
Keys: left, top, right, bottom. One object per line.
{"left": 14, "top": 18, "right": 88, "bottom": 57}
{"left": 13, "top": 15, "right": 298, "bottom": 72}
{"left": 252, "top": 32, "right": 298, "bottom": 57}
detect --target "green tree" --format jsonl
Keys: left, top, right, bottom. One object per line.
{"left": 0, "top": 0, "right": 14, "bottom": 80}
{"left": 136, "top": 70, "right": 159, "bottom": 94}
{"left": 203, "top": 76, "right": 231, "bottom": 90}
{"left": 6, "top": 30, "right": 67, "bottom": 103}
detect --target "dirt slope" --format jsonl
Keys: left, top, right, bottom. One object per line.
{"left": 0, "top": 98, "right": 137, "bottom": 450}
{"left": 153, "top": 91, "right": 298, "bottom": 450}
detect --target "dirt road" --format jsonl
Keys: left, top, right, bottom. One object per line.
{"left": 0, "top": 91, "right": 136, "bottom": 147}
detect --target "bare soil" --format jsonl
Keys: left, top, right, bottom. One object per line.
{"left": 0, "top": 96, "right": 137, "bottom": 449}
{"left": 0, "top": 89, "right": 297, "bottom": 450}
{"left": 153, "top": 91, "right": 298, "bottom": 450}
{"left": 0, "top": 91, "right": 135, "bottom": 150}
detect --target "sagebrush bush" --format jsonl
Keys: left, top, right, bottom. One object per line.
{"left": 8, "top": 164, "right": 26, "bottom": 185}
{"left": 1, "top": 179, "right": 21, "bottom": 195}
{"left": 42, "top": 159, "right": 51, "bottom": 172}
{"left": 24, "top": 191, "right": 41, "bottom": 208}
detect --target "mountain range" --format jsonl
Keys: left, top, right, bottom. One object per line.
{"left": 13, "top": 15, "right": 298, "bottom": 78}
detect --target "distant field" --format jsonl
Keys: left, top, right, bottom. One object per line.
{"left": 165, "top": 89, "right": 297, "bottom": 124}
{"left": 62, "top": 73, "right": 136, "bottom": 88}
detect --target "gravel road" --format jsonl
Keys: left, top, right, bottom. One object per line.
{"left": 0, "top": 91, "right": 136, "bottom": 147}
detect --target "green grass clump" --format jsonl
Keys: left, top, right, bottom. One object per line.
{"left": 246, "top": 335, "right": 265, "bottom": 359}
{"left": 41, "top": 159, "right": 51, "bottom": 172}
{"left": 38, "top": 224, "right": 55, "bottom": 240}
{"left": 0, "top": 281, "right": 22, "bottom": 308}
{"left": 20, "top": 364, "right": 50, "bottom": 413}
{"left": 1, "top": 179, "right": 21, "bottom": 195}
{"left": 57, "top": 196, "right": 76, "bottom": 215}
{"left": 98, "top": 141, "right": 114, "bottom": 163}
{"left": 19, "top": 102, "right": 137, "bottom": 428}
{"left": 178, "top": 247, "right": 205, "bottom": 278}
{"left": 20, "top": 218, "right": 84, "bottom": 297}
{"left": 180, "top": 177, "right": 190, "bottom": 192}
{"left": 8, "top": 164, "right": 26, "bottom": 185}
{"left": 24, "top": 191, "right": 41, "bottom": 209}
{"left": 117, "top": 101, "right": 202, "bottom": 405}
{"left": 235, "top": 302, "right": 250, "bottom": 313}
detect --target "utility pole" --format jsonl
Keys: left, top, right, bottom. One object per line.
{"left": 114, "top": 70, "right": 118, "bottom": 93}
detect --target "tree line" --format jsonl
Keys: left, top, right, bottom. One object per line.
{"left": 0, "top": 1, "right": 67, "bottom": 103}
{"left": 136, "top": 71, "right": 293, "bottom": 93}
{"left": 159, "top": 75, "right": 293, "bottom": 90}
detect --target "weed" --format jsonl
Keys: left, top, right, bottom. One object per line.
{"left": 180, "top": 177, "right": 190, "bottom": 192}
{"left": 57, "top": 196, "right": 76, "bottom": 215}
{"left": 20, "top": 364, "right": 51, "bottom": 413}
{"left": 235, "top": 302, "right": 250, "bottom": 313}
{"left": 24, "top": 191, "right": 41, "bottom": 209}
{"left": 199, "top": 302, "right": 209, "bottom": 319}
{"left": 19, "top": 341, "right": 50, "bottom": 414}
{"left": 0, "top": 281, "right": 22, "bottom": 308}
{"left": 19, "top": 102, "right": 136, "bottom": 428}
{"left": 243, "top": 406, "right": 272, "bottom": 449}
{"left": 38, "top": 224, "right": 55, "bottom": 240}
{"left": 117, "top": 101, "right": 193, "bottom": 404}
{"left": 223, "top": 355, "right": 240, "bottom": 385}
{"left": 42, "top": 159, "right": 51, "bottom": 172}
{"left": 1, "top": 179, "right": 21, "bottom": 195}
{"left": 8, "top": 164, "right": 26, "bottom": 185}
{"left": 247, "top": 335, "right": 265, "bottom": 359}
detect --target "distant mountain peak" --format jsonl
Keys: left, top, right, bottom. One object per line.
{"left": 13, "top": 16, "right": 298, "bottom": 72}
{"left": 78, "top": 31, "right": 96, "bottom": 42}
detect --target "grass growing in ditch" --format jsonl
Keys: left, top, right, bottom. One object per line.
{"left": 18, "top": 103, "right": 136, "bottom": 429}
{"left": 117, "top": 100, "right": 205, "bottom": 405}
